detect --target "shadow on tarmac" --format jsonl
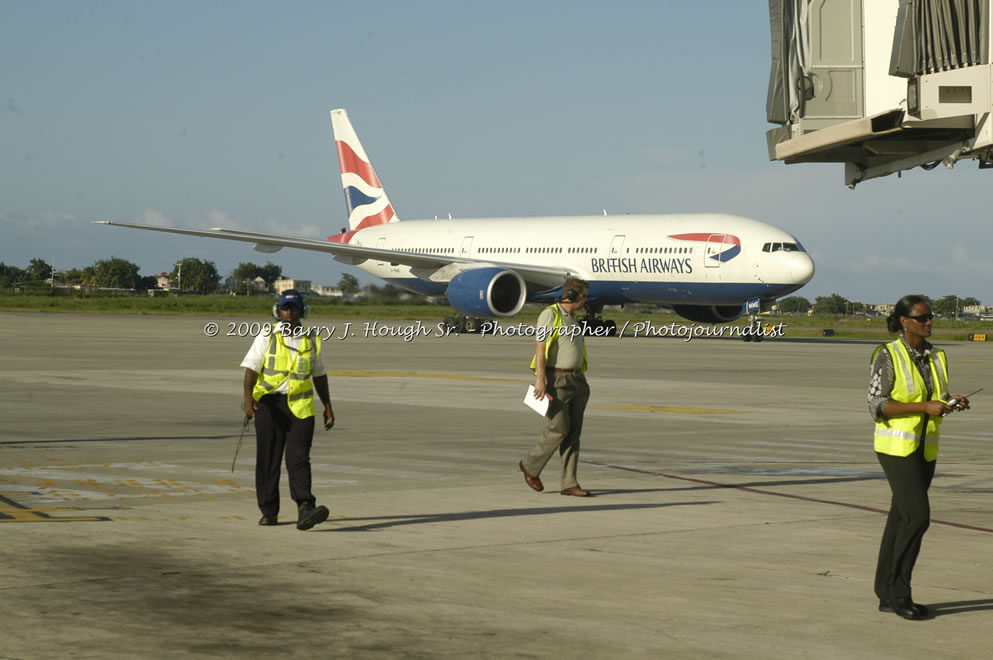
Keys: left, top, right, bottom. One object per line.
{"left": 0, "top": 435, "right": 232, "bottom": 446}
{"left": 592, "top": 475, "right": 884, "bottom": 497}
{"left": 930, "top": 598, "right": 993, "bottom": 617}
{"left": 326, "top": 501, "right": 715, "bottom": 532}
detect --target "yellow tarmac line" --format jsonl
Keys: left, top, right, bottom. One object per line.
{"left": 326, "top": 370, "right": 522, "bottom": 383}
{"left": 590, "top": 404, "right": 746, "bottom": 414}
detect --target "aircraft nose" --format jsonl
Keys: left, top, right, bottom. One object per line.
{"left": 789, "top": 253, "right": 815, "bottom": 284}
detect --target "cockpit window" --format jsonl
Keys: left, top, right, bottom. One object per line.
{"left": 763, "top": 241, "right": 807, "bottom": 253}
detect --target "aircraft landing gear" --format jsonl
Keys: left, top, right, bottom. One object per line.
{"left": 442, "top": 314, "right": 484, "bottom": 334}
{"left": 580, "top": 302, "right": 618, "bottom": 337}
{"left": 742, "top": 314, "right": 763, "bottom": 342}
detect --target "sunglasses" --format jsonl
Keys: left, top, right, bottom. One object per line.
{"left": 905, "top": 313, "right": 933, "bottom": 323}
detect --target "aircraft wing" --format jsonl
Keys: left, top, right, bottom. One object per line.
{"left": 94, "top": 221, "right": 572, "bottom": 286}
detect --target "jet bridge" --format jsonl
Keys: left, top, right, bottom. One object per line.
{"left": 766, "top": 0, "right": 993, "bottom": 187}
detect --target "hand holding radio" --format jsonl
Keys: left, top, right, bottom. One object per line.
{"left": 941, "top": 388, "right": 981, "bottom": 416}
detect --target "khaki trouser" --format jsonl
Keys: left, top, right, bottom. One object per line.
{"left": 522, "top": 370, "right": 590, "bottom": 490}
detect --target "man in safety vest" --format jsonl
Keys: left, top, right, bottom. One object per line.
{"left": 519, "top": 277, "right": 592, "bottom": 497}
{"left": 241, "top": 289, "right": 336, "bottom": 530}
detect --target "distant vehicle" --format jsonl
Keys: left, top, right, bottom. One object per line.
{"left": 99, "top": 109, "right": 815, "bottom": 333}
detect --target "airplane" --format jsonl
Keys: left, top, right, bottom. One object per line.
{"left": 98, "top": 109, "right": 814, "bottom": 334}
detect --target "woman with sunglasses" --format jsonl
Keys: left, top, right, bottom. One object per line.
{"left": 867, "top": 294, "right": 971, "bottom": 620}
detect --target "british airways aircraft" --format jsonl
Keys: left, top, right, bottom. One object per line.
{"left": 99, "top": 109, "right": 814, "bottom": 331}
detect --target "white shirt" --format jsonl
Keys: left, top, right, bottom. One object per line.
{"left": 240, "top": 322, "right": 327, "bottom": 394}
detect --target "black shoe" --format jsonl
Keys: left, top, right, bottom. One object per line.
{"left": 259, "top": 514, "right": 278, "bottom": 526}
{"left": 880, "top": 598, "right": 929, "bottom": 618}
{"left": 297, "top": 503, "right": 329, "bottom": 530}
{"left": 889, "top": 597, "right": 923, "bottom": 621}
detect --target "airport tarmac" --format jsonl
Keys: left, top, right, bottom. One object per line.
{"left": 1, "top": 312, "right": 991, "bottom": 659}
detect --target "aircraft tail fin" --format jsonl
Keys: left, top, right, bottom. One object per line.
{"left": 330, "top": 109, "right": 399, "bottom": 232}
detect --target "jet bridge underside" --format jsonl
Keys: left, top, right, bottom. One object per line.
{"left": 766, "top": 0, "right": 993, "bottom": 187}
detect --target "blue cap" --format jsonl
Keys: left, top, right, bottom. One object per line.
{"left": 278, "top": 289, "right": 303, "bottom": 310}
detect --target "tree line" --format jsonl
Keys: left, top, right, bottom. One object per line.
{"left": 0, "top": 257, "right": 286, "bottom": 294}
{"left": 6, "top": 259, "right": 980, "bottom": 312}
{"left": 0, "top": 257, "right": 417, "bottom": 302}
{"left": 777, "top": 294, "right": 983, "bottom": 316}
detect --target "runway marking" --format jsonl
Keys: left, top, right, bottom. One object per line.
{"left": 586, "top": 462, "right": 993, "bottom": 534}
{"left": 0, "top": 494, "right": 109, "bottom": 523}
{"left": 326, "top": 369, "right": 521, "bottom": 383}
{"left": 590, "top": 404, "right": 745, "bottom": 414}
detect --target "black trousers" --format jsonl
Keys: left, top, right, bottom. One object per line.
{"left": 254, "top": 393, "right": 315, "bottom": 516}
{"left": 874, "top": 440, "right": 935, "bottom": 601}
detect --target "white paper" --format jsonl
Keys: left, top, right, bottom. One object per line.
{"left": 523, "top": 384, "right": 552, "bottom": 416}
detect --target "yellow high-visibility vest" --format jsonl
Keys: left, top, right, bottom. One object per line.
{"left": 252, "top": 330, "right": 321, "bottom": 419}
{"left": 871, "top": 338, "right": 948, "bottom": 460}
{"left": 530, "top": 303, "right": 588, "bottom": 374}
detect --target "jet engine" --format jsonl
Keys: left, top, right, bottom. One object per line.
{"left": 671, "top": 304, "right": 744, "bottom": 324}
{"left": 446, "top": 267, "right": 527, "bottom": 318}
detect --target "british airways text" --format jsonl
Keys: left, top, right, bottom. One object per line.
{"left": 590, "top": 257, "right": 693, "bottom": 274}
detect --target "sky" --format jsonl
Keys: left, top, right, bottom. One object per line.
{"left": 2, "top": 1, "right": 990, "bottom": 305}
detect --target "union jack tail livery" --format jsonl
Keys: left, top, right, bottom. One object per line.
{"left": 330, "top": 109, "right": 399, "bottom": 232}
